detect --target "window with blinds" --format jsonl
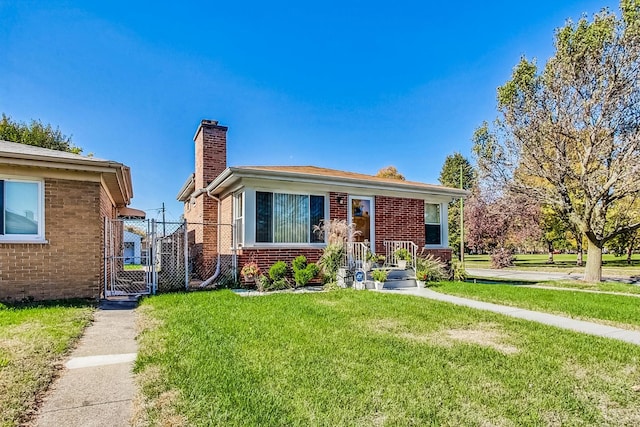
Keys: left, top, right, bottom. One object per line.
{"left": 256, "top": 192, "right": 325, "bottom": 243}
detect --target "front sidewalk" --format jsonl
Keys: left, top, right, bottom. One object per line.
{"left": 382, "top": 287, "right": 640, "bottom": 346}
{"left": 34, "top": 298, "right": 138, "bottom": 427}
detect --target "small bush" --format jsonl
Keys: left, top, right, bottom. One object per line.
{"left": 292, "top": 255, "right": 308, "bottom": 272}
{"left": 490, "top": 248, "right": 514, "bottom": 269}
{"left": 256, "top": 274, "right": 269, "bottom": 292}
{"left": 294, "top": 268, "right": 315, "bottom": 287}
{"left": 269, "top": 261, "right": 288, "bottom": 281}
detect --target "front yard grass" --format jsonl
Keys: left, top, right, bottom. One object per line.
{"left": 465, "top": 253, "right": 640, "bottom": 277}
{"left": 0, "top": 300, "right": 93, "bottom": 427}
{"left": 529, "top": 280, "right": 640, "bottom": 295}
{"left": 136, "top": 290, "right": 640, "bottom": 426}
{"left": 436, "top": 281, "right": 640, "bottom": 330}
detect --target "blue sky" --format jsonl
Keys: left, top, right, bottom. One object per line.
{"left": 0, "top": 0, "right": 619, "bottom": 220}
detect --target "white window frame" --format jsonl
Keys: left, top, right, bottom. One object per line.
{"left": 0, "top": 176, "right": 46, "bottom": 243}
{"left": 233, "top": 191, "right": 244, "bottom": 248}
{"left": 251, "top": 189, "right": 327, "bottom": 247}
{"left": 424, "top": 202, "right": 444, "bottom": 248}
{"left": 348, "top": 195, "right": 375, "bottom": 246}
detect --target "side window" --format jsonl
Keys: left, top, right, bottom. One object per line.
{"left": 0, "top": 178, "right": 44, "bottom": 241}
{"left": 424, "top": 203, "right": 441, "bottom": 245}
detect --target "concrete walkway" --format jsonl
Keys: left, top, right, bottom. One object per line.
{"left": 34, "top": 298, "right": 138, "bottom": 427}
{"left": 383, "top": 287, "right": 640, "bottom": 346}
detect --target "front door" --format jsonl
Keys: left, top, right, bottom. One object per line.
{"left": 350, "top": 196, "right": 374, "bottom": 244}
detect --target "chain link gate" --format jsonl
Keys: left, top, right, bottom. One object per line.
{"left": 103, "top": 218, "right": 237, "bottom": 297}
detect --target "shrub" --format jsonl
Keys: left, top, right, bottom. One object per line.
{"left": 256, "top": 274, "right": 269, "bottom": 292}
{"left": 269, "top": 261, "right": 288, "bottom": 281}
{"left": 371, "top": 269, "right": 388, "bottom": 282}
{"left": 490, "top": 248, "right": 514, "bottom": 269}
{"left": 292, "top": 256, "right": 320, "bottom": 288}
{"left": 292, "top": 255, "right": 308, "bottom": 273}
{"left": 415, "top": 255, "right": 446, "bottom": 282}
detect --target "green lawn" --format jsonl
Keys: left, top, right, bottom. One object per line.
{"left": 436, "top": 282, "right": 640, "bottom": 330}
{"left": 527, "top": 279, "right": 640, "bottom": 295}
{"left": 465, "top": 253, "right": 640, "bottom": 277}
{"left": 136, "top": 290, "right": 640, "bottom": 426}
{"left": 0, "top": 300, "right": 94, "bottom": 427}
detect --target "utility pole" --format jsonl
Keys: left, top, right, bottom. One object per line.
{"left": 162, "top": 202, "right": 166, "bottom": 237}
{"left": 460, "top": 164, "right": 464, "bottom": 266}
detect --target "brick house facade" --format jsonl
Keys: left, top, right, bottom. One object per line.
{"left": 177, "top": 120, "right": 467, "bottom": 283}
{"left": 0, "top": 141, "right": 141, "bottom": 302}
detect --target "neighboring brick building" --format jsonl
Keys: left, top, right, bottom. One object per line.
{"left": 177, "top": 120, "right": 467, "bottom": 283}
{"left": 0, "top": 140, "right": 142, "bottom": 301}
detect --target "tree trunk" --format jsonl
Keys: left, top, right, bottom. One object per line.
{"left": 627, "top": 244, "right": 633, "bottom": 265}
{"left": 547, "top": 241, "right": 554, "bottom": 264}
{"left": 576, "top": 234, "right": 584, "bottom": 266}
{"left": 584, "top": 239, "right": 603, "bottom": 282}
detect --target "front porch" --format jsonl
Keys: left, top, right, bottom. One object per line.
{"left": 338, "top": 240, "right": 451, "bottom": 290}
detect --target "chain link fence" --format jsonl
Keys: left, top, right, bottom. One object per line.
{"left": 104, "top": 219, "right": 237, "bottom": 296}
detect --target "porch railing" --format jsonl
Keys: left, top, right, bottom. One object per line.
{"left": 383, "top": 240, "right": 418, "bottom": 270}
{"left": 342, "top": 242, "right": 370, "bottom": 270}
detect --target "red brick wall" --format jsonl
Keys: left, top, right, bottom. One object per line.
{"left": 374, "top": 196, "right": 425, "bottom": 253}
{"left": 0, "top": 178, "right": 107, "bottom": 302}
{"left": 329, "top": 191, "right": 348, "bottom": 221}
{"left": 238, "top": 248, "right": 323, "bottom": 283}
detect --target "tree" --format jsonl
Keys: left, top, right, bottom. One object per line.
{"left": 375, "top": 166, "right": 405, "bottom": 180}
{"left": 0, "top": 113, "right": 81, "bottom": 153}
{"left": 472, "top": 2, "right": 640, "bottom": 281}
{"left": 438, "top": 153, "right": 475, "bottom": 256}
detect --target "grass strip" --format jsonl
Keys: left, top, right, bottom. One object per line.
{"left": 135, "top": 290, "right": 640, "bottom": 426}
{"left": 0, "top": 300, "right": 94, "bottom": 427}
{"left": 437, "top": 281, "right": 640, "bottom": 328}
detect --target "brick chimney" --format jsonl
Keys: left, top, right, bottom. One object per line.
{"left": 186, "top": 119, "right": 228, "bottom": 277}
{"left": 193, "top": 119, "right": 228, "bottom": 191}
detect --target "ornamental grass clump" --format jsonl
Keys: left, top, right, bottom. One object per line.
{"left": 415, "top": 255, "right": 446, "bottom": 283}
{"left": 314, "top": 219, "right": 360, "bottom": 286}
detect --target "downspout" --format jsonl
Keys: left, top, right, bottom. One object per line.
{"left": 199, "top": 188, "right": 221, "bottom": 287}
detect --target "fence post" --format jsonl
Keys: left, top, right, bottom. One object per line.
{"left": 103, "top": 217, "right": 108, "bottom": 298}
{"left": 184, "top": 220, "right": 189, "bottom": 290}
{"left": 150, "top": 219, "right": 157, "bottom": 295}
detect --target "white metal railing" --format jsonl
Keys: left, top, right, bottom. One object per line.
{"left": 342, "top": 241, "right": 370, "bottom": 270}
{"left": 383, "top": 240, "right": 418, "bottom": 270}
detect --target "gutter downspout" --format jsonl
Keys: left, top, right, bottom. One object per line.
{"left": 199, "top": 188, "right": 221, "bottom": 287}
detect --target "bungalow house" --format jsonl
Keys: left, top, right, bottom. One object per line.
{"left": 0, "top": 140, "right": 144, "bottom": 301}
{"left": 177, "top": 120, "right": 467, "bottom": 283}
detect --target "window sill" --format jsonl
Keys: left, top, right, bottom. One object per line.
{"left": 0, "top": 239, "right": 49, "bottom": 244}
{"left": 242, "top": 243, "right": 326, "bottom": 250}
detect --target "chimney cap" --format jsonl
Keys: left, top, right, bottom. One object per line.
{"left": 201, "top": 119, "right": 219, "bottom": 126}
